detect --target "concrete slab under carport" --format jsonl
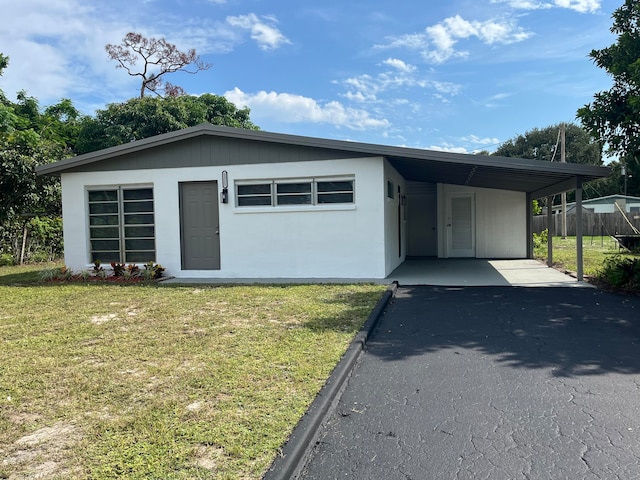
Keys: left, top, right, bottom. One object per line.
{"left": 387, "top": 258, "right": 593, "bottom": 287}
{"left": 162, "top": 258, "right": 589, "bottom": 287}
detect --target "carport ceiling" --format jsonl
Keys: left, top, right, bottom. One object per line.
{"left": 385, "top": 153, "right": 608, "bottom": 197}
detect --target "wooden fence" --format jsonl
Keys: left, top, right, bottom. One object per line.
{"left": 533, "top": 212, "right": 640, "bottom": 236}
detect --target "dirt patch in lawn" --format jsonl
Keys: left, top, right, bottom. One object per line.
{"left": 2, "top": 422, "right": 82, "bottom": 479}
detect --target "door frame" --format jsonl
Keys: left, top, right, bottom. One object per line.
{"left": 445, "top": 191, "right": 476, "bottom": 258}
{"left": 179, "top": 181, "right": 221, "bottom": 270}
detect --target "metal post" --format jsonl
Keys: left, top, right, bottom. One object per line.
{"left": 575, "top": 177, "right": 584, "bottom": 282}
{"left": 526, "top": 193, "right": 533, "bottom": 258}
{"left": 547, "top": 196, "right": 553, "bottom": 267}
{"left": 561, "top": 123, "right": 567, "bottom": 239}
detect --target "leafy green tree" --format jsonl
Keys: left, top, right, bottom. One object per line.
{"left": 577, "top": 0, "right": 640, "bottom": 196}
{"left": 0, "top": 55, "right": 80, "bottom": 262}
{"left": 494, "top": 123, "right": 604, "bottom": 203}
{"left": 494, "top": 123, "right": 602, "bottom": 166}
{"left": 76, "top": 94, "right": 258, "bottom": 154}
{"left": 583, "top": 160, "right": 627, "bottom": 198}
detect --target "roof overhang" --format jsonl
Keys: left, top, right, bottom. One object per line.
{"left": 37, "top": 123, "right": 610, "bottom": 197}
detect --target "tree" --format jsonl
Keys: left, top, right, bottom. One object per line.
{"left": 494, "top": 123, "right": 604, "bottom": 202}
{"left": 0, "top": 54, "right": 80, "bottom": 262}
{"left": 493, "top": 123, "right": 602, "bottom": 166}
{"left": 76, "top": 94, "right": 258, "bottom": 154}
{"left": 0, "top": 91, "right": 79, "bottom": 222}
{"left": 577, "top": 0, "right": 640, "bottom": 196}
{"left": 106, "top": 32, "right": 211, "bottom": 98}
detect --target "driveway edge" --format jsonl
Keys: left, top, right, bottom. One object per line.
{"left": 262, "top": 281, "right": 398, "bottom": 480}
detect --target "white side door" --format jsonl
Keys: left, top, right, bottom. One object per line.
{"left": 446, "top": 193, "right": 475, "bottom": 257}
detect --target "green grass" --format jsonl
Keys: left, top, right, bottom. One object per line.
{"left": 534, "top": 235, "right": 637, "bottom": 277}
{"left": 0, "top": 264, "right": 385, "bottom": 479}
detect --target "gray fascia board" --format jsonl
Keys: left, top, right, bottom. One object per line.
{"left": 36, "top": 123, "right": 612, "bottom": 181}
{"left": 530, "top": 177, "right": 581, "bottom": 199}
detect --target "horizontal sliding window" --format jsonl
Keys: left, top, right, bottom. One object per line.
{"left": 88, "top": 187, "right": 155, "bottom": 263}
{"left": 317, "top": 180, "right": 354, "bottom": 204}
{"left": 237, "top": 183, "right": 272, "bottom": 206}
{"left": 236, "top": 177, "right": 354, "bottom": 208}
{"left": 276, "top": 182, "right": 312, "bottom": 205}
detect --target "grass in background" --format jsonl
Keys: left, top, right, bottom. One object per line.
{"left": 0, "top": 264, "right": 385, "bottom": 479}
{"left": 534, "top": 235, "right": 637, "bottom": 277}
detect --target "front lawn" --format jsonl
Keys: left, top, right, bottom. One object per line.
{"left": 0, "top": 265, "right": 385, "bottom": 479}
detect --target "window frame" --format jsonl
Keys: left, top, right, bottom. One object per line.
{"left": 87, "top": 185, "right": 156, "bottom": 264}
{"left": 235, "top": 176, "right": 355, "bottom": 208}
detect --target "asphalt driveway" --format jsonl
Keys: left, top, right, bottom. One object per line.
{"left": 298, "top": 286, "right": 640, "bottom": 480}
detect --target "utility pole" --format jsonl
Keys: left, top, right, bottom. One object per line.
{"left": 560, "top": 123, "right": 567, "bottom": 239}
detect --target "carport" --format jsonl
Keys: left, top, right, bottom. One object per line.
{"left": 378, "top": 149, "right": 609, "bottom": 281}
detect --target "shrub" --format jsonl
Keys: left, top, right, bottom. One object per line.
{"left": 110, "top": 262, "right": 126, "bottom": 277}
{"left": 38, "top": 267, "right": 62, "bottom": 282}
{"left": 597, "top": 255, "right": 640, "bottom": 290}
{"left": 533, "top": 229, "right": 548, "bottom": 249}
{"left": 144, "top": 262, "right": 165, "bottom": 279}
{"left": 38, "top": 266, "right": 74, "bottom": 282}
{"left": 0, "top": 253, "right": 15, "bottom": 266}
{"left": 92, "top": 260, "right": 104, "bottom": 275}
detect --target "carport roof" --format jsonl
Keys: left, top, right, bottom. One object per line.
{"left": 37, "top": 123, "right": 609, "bottom": 197}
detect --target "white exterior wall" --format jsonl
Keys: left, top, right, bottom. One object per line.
{"left": 60, "top": 157, "right": 388, "bottom": 279}
{"left": 439, "top": 184, "right": 527, "bottom": 258}
{"left": 383, "top": 160, "right": 406, "bottom": 275}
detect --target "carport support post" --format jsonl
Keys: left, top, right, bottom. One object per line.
{"left": 576, "top": 177, "right": 584, "bottom": 281}
{"left": 546, "top": 196, "right": 553, "bottom": 267}
{"left": 526, "top": 193, "right": 533, "bottom": 258}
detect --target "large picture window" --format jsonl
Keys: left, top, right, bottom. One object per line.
{"left": 88, "top": 187, "right": 155, "bottom": 263}
{"left": 236, "top": 177, "right": 354, "bottom": 207}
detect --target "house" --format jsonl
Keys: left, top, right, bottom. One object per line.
{"left": 37, "top": 124, "right": 609, "bottom": 280}
{"left": 554, "top": 195, "right": 640, "bottom": 214}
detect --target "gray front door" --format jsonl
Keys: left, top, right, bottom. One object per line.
{"left": 179, "top": 181, "right": 220, "bottom": 270}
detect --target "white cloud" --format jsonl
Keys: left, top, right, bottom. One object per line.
{"left": 0, "top": 0, "right": 133, "bottom": 108}
{"left": 427, "top": 144, "right": 470, "bottom": 153}
{"left": 226, "top": 13, "right": 291, "bottom": 50}
{"left": 224, "top": 87, "right": 390, "bottom": 130}
{"left": 491, "top": 0, "right": 601, "bottom": 13}
{"left": 424, "top": 15, "right": 533, "bottom": 63}
{"left": 0, "top": 0, "right": 244, "bottom": 110}
{"left": 478, "top": 92, "right": 512, "bottom": 108}
{"left": 461, "top": 134, "right": 501, "bottom": 145}
{"left": 554, "top": 0, "right": 600, "bottom": 13}
{"left": 491, "top": 0, "right": 553, "bottom": 9}
{"left": 422, "top": 138, "right": 500, "bottom": 154}
{"left": 382, "top": 58, "right": 416, "bottom": 73}
{"left": 432, "top": 81, "right": 463, "bottom": 96}
{"left": 337, "top": 60, "right": 459, "bottom": 106}
{"left": 377, "top": 15, "right": 532, "bottom": 64}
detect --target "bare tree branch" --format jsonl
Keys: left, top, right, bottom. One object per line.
{"left": 105, "top": 32, "right": 211, "bottom": 98}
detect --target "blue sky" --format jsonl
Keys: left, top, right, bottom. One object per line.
{"left": 0, "top": 0, "right": 620, "bottom": 153}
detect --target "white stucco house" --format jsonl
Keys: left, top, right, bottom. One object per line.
{"left": 37, "top": 124, "right": 609, "bottom": 280}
